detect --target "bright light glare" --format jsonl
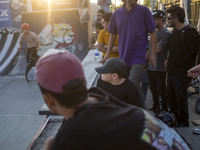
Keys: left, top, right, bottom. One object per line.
{"left": 47, "top": 0, "right": 51, "bottom": 24}
{"left": 48, "top": 0, "right": 52, "bottom": 5}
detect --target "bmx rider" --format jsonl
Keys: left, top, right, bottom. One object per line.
{"left": 18, "top": 23, "right": 41, "bottom": 65}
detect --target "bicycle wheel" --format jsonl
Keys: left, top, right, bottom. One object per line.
{"left": 25, "top": 63, "right": 32, "bottom": 82}
{"left": 195, "top": 98, "right": 200, "bottom": 114}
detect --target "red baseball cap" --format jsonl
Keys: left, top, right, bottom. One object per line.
{"left": 21, "top": 23, "right": 30, "bottom": 30}
{"left": 35, "top": 49, "right": 86, "bottom": 93}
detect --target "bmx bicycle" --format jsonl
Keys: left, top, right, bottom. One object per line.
{"left": 18, "top": 48, "right": 40, "bottom": 82}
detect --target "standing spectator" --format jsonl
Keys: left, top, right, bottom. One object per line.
{"left": 97, "top": 0, "right": 112, "bottom": 13}
{"left": 101, "top": 0, "right": 157, "bottom": 106}
{"left": 96, "top": 9, "right": 105, "bottom": 23}
{"left": 166, "top": 5, "right": 199, "bottom": 127}
{"left": 9, "top": 0, "right": 27, "bottom": 28}
{"left": 90, "top": 9, "right": 105, "bottom": 49}
{"left": 98, "top": 13, "right": 119, "bottom": 58}
{"left": 147, "top": 10, "right": 171, "bottom": 113}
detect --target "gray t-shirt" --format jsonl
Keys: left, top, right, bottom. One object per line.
{"left": 19, "top": 31, "right": 40, "bottom": 48}
{"left": 147, "top": 28, "right": 171, "bottom": 72}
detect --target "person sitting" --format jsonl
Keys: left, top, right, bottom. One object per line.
{"left": 98, "top": 13, "right": 119, "bottom": 58}
{"left": 95, "top": 57, "right": 145, "bottom": 108}
{"left": 35, "top": 49, "right": 190, "bottom": 150}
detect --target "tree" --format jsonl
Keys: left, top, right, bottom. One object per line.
{"left": 143, "top": 0, "right": 151, "bottom": 8}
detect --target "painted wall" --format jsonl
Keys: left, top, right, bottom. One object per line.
{"left": 22, "top": 10, "right": 88, "bottom": 60}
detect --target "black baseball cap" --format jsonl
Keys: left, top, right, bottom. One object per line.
{"left": 152, "top": 10, "right": 166, "bottom": 19}
{"left": 95, "top": 58, "right": 127, "bottom": 76}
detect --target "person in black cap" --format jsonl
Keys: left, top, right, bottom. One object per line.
{"left": 95, "top": 57, "right": 145, "bottom": 108}
{"left": 147, "top": 10, "right": 171, "bottom": 113}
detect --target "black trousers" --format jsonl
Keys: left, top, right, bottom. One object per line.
{"left": 27, "top": 47, "right": 39, "bottom": 65}
{"left": 167, "top": 73, "right": 191, "bottom": 123}
{"left": 147, "top": 70, "right": 167, "bottom": 110}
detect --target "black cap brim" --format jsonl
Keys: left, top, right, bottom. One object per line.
{"left": 95, "top": 66, "right": 112, "bottom": 74}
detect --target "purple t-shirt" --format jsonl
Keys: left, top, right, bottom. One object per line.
{"left": 109, "top": 5, "right": 156, "bottom": 66}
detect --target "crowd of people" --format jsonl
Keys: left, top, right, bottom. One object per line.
{"left": 19, "top": 0, "right": 200, "bottom": 149}
{"left": 90, "top": 0, "right": 200, "bottom": 128}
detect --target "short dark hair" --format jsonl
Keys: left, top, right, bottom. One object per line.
{"left": 39, "top": 79, "right": 88, "bottom": 108}
{"left": 97, "top": 9, "right": 105, "bottom": 15}
{"left": 102, "top": 13, "right": 112, "bottom": 23}
{"left": 95, "top": 21, "right": 103, "bottom": 30}
{"left": 166, "top": 5, "right": 185, "bottom": 23}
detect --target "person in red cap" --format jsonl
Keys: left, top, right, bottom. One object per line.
{"left": 35, "top": 49, "right": 191, "bottom": 150}
{"left": 18, "top": 23, "right": 41, "bottom": 68}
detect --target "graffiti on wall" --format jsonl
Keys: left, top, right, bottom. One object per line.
{"left": 39, "top": 23, "right": 76, "bottom": 53}
{"left": 22, "top": 10, "right": 88, "bottom": 60}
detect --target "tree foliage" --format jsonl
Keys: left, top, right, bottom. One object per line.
{"left": 142, "top": 0, "right": 151, "bottom": 8}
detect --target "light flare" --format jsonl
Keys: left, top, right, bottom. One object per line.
{"left": 47, "top": 0, "right": 52, "bottom": 24}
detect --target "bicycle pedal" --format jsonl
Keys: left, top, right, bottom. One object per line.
{"left": 192, "top": 128, "right": 200, "bottom": 134}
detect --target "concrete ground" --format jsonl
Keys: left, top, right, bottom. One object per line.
{"left": 0, "top": 75, "right": 200, "bottom": 150}
{"left": 0, "top": 75, "right": 45, "bottom": 150}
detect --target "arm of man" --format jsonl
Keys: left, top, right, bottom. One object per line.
{"left": 100, "top": 33, "right": 117, "bottom": 63}
{"left": 150, "top": 30, "right": 157, "bottom": 68}
{"left": 187, "top": 64, "right": 200, "bottom": 78}
{"left": 35, "top": 35, "right": 41, "bottom": 50}
{"left": 104, "top": 45, "right": 119, "bottom": 52}
{"left": 185, "top": 28, "right": 200, "bottom": 66}
{"left": 110, "top": 46, "right": 119, "bottom": 52}
{"left": 18, "top": 34, "right": 23, "bottom": 50}
{"left": 98, "top": 43, "right": 107, "bottom": 53}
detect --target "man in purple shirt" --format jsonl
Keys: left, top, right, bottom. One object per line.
{"left": 101, "top": 0, "right": 157, "bottom": 105}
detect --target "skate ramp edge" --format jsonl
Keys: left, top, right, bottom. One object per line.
{"left": 0, "top": 35, "right": 21, "bottom": 76}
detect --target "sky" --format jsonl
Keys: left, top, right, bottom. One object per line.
{"left": 90, "top": 0, "right": 123, "bottom": 7}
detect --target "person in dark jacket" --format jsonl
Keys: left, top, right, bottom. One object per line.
{"left": 166, "top": 5, "right": 199, "bottom": 127}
